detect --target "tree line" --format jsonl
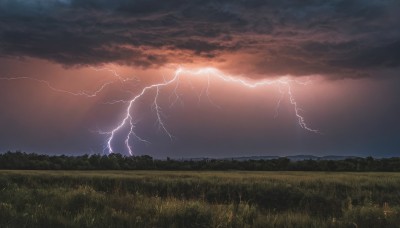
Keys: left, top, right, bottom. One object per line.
{"left": 0, "top": 151, "right": 399, "bottom": 171}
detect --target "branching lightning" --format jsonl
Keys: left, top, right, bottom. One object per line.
{"left": 0, "top": 76, "right": 114, "bottom": 97}
{"left": 101, "top": 67, "right": 319, "bottom": 155}
{"left": 0, "top": 66, "right": 138, "bottom": 99}
{"left": 0, "top": 66, "right": 319, "bottom": 156}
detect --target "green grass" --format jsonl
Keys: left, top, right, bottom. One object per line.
{"left": 0, "top": 171, "right": 400, "bottom": 227}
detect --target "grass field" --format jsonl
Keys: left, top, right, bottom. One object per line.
{"left": 0, "top": 170, "right": 400, "bottom": 227}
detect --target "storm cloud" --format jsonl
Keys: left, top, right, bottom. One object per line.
{"left": 1, "top": 0, "right": 400, "bottom": 78}
{"left": 1, "top": 0, "right": 400, "bottom": 157}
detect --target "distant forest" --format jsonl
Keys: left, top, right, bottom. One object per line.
{"left": 1, "top": 151, "right": 400, "bottom": 171}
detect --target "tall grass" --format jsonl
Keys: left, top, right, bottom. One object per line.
{"left": 0, "top": 171, "right": 399, "bottom": 227}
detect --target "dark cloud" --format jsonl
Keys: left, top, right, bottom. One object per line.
{"left": 0, "top": 0, "right": 400, "bottom": 77}
{"left": 330, "top": 40, "right": 400, "bottom": 68}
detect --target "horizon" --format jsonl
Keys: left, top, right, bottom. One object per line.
{"left": 1, "top": 150, "right": 394, "bottom": 160}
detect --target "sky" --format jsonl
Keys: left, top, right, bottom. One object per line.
{"left": 0, "top": 0, "right": 399, "bottom": 158}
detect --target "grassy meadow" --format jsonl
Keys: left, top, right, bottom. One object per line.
{"left": 0, "top": 170, "right": 400, "bottom": 227}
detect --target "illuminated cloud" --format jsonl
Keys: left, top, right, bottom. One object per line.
{"left": 1, "top": 0, "right": 399, "bottom": 78}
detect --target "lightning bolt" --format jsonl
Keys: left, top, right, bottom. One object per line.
{"left": 1, "top": 66, "right": 319, "bottom": 156}
{"left": 0, "top": 76, "right": 115, "bottom": 97}
{"left": 0, "top": 66, "right": 138, "bottom": 98}
{"left": 102, "top": 67, "right": 319, "bottom": 156}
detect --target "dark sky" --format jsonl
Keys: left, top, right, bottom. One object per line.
{"left": 0, "top": 0, "right": 399, "bottom": 158}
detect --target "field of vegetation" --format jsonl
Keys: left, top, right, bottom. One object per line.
{"left": 0, "top": 170, "right": 400, "bottom": 227}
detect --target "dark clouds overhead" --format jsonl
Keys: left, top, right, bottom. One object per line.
{"left": 1, "top": 0, "right": 400, "bottom": 78}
